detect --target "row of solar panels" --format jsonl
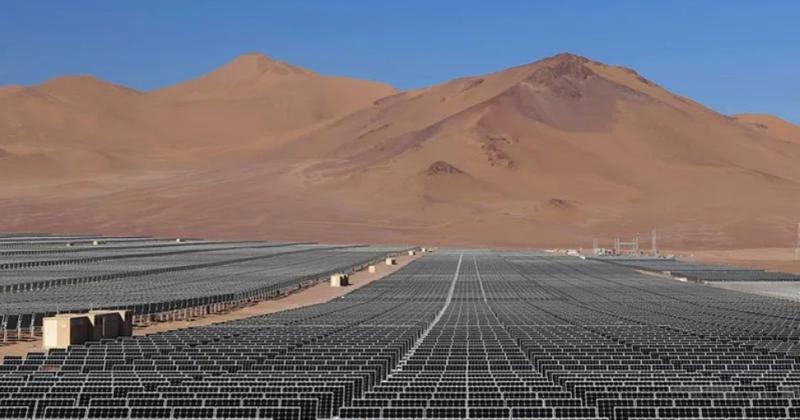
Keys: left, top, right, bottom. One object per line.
{"left": 593, "top": 256, "right": 800, "bottom": 282}
{"left": 0, "top": 235, "right": 163, "bottom": 250}
{"left": 0, "top": 233, "right": 410, "bottom": 329}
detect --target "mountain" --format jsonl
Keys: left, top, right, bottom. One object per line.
{"left": 255, "top": 53, "right": 800, "bottom": 247}
{"left": 0, "top": 53, "right": 396, "bottom": 180}
{"left": 141, "top": 53, "right": 397, "bottom": 158}
{"left": 0, "top": 75, "right": 154, "bottom": 180}
{"left": 1, "top": 53, "right": 799, "bottom": 249}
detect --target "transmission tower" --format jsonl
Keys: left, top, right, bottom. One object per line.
{"left": 651, "top": 229, "right": 658, "bottom": 256}
{"left": 795, "top": 223, "right": 800, "bottom": 261}
{"left": 615, "top": 236, "right": 639, "bottom": 256}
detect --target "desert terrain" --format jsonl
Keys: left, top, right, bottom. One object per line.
{"left": 2, "top": 52, "right": 799, "bottom": 252}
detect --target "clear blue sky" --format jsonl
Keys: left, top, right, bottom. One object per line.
{"left": 2, "top": 1, "right": 799, "bottom": 122}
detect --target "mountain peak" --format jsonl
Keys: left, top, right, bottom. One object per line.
{"left": 501, "top": 52, "right": 597, "bottom": 85}
{"left": 41, "top": 74, "right": 110, "bottom": 86}
{"left": 216, "top": 52, "right": 315, "bottom": 80}
{"left": 531, "top": 55, "right": 595, "bottom": 81}
{"left": 543, "top": 52, "right": 590, "bottom": 63}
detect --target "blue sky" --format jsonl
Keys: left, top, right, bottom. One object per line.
{"left": 2, "top": 1, "right": 799, "bottom": 122}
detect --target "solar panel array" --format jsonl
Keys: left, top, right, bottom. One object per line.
{"left": 0, "top": 234, "right": 407, "bottom": 332}
{"left": 1, "top": 250, "right": 800, "bottom": 419}
{"left": 594, "top": 257, "right": 800, "bottom": 282}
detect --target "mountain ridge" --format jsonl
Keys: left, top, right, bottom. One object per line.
{"left": 1, "top": 52, "right": 798, "bottom": 249}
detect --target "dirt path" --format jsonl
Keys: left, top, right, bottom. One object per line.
{"left": 0, "top": 251, "right": 423, "bottom": 360}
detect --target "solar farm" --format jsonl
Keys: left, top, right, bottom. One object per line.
{"left": 2, "top": 235, "right": 800, "bottom": 419}
{"left": 0, "top": 235, "right": 407, "bottom": 339}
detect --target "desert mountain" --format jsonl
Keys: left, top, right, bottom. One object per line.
{"left": 142, "top": 53, "right": 397, "bottom": 157}
{"left": 1, "top": 53, "right": 799, "bottom": 249}
{"left": 0, "top": 53, "right": 396, "bottom": 180}
{"left": 0, "top": 75, "right": 155, "bottom": 180}
{"left": 256, "top": 53, "right": 800, "bottom": 247}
